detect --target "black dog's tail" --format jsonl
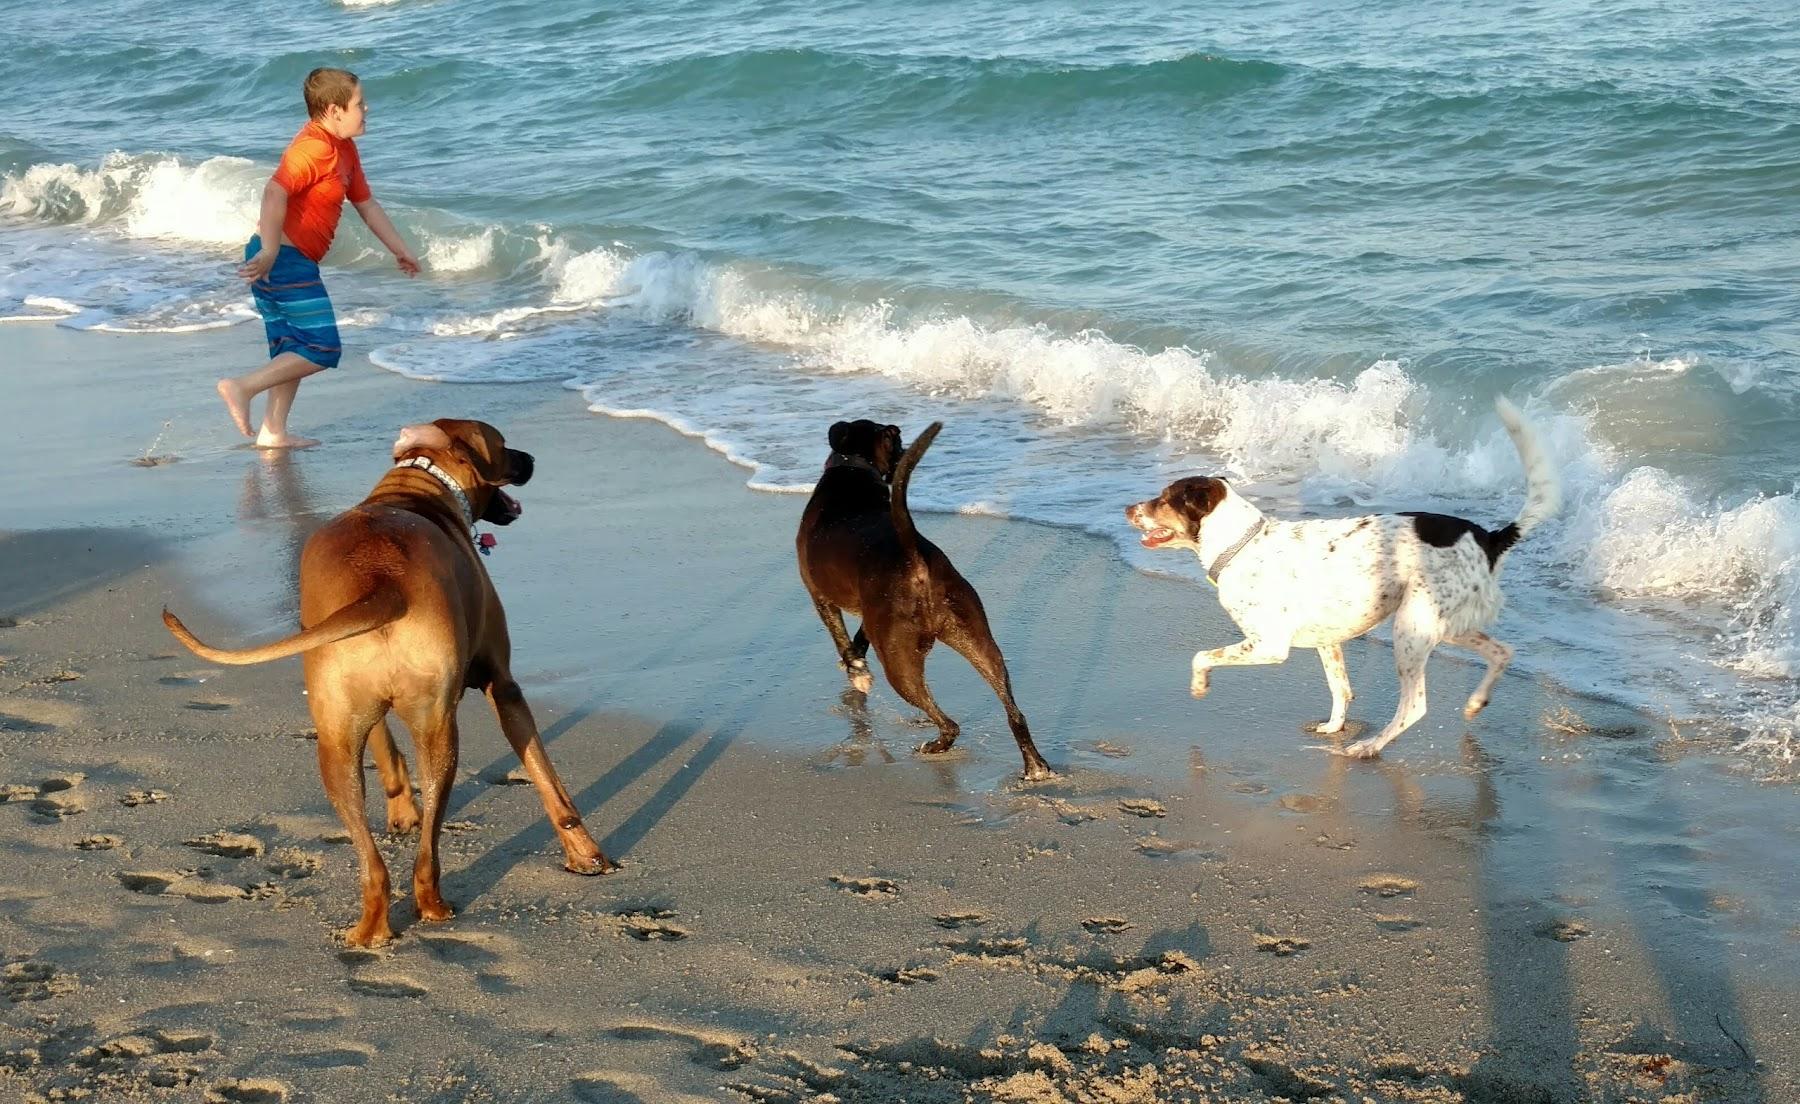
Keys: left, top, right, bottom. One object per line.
{"left": 890, "top": 421, "right": 942, "bottom": 558}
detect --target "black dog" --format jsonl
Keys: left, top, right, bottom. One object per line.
{"left": 795, "top": 420, "right": 1052, "bottom": 780}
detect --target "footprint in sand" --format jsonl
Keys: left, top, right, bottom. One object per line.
{"left": 120, "top": 789, "right": 170, "bottom": 807}
{"left": 874, "top": 964, "right": 941, "bottom": 985}
{"left": 76, "top": 834, "right": 122, "bottom": 851}
{"left": 181, "top": 880, "right": 252, "bottom": 904}
{"left": 1537, "top": 918, "right": 1592, "bottom": 943}
{"left": 184, "top": 699, "right": 236, "bottom": 712}
{"left": 150, "top": 1067, "right": 204, "bottom": 1089}
{"left": 31, "top": 792, "right": 85, "bottom": 819}
{"left": 613, "top": 908, "right": 689, "bottom": 942}
{"left": 118, "top": 870, "right": 183, "bottom": 895}
{"left": 3, "top": 960, "right": 77, "bottom": 1002}
{"left": 479, "top": 765, "right": 534, "bottom": 786}
{"left": 117, "top": 870, "right": 249, "bottom": 903}
{"left": 151, "top": 1029, "right": 215, "bottom": 1054}
{"left": 1254, "top": 933, "right": 1311, "bottom": 957}
{"left": 1133, "top": 836, "right": 1219, "bottom": 860}
{"left": 1082, "top": 917, "right": 1134, "bottom": 935}
{"left": 1374, "top": 915, "right": 1425, "bottom": 933}
{"left": 1255, "top": 934, "right": 1310, "bottom": 956}
{"left": 943, "top": 935, "right": 1029, "bottom": 958}
{"left": 1277, "top": 793, "right": 1328, "bottom": 814}
{"left": 266, "top": 849, "right": 323, "bottom": 878}
{"left": 1118, "top": 798, "right": 1166, "bottom": 819}
{"left": 608, "top": 1024, "right": 757, "bottom": 1071}
{"left": 184, "top": 831, "right": 265, "bottom": 858}
{"left": 1358, "top": 874, "right": 1419, "bottom": 899}
{"left": 830, "top": 875, "right": 899, "bottom": 897}
{"left": 205, "top": 1078, "right": 289, "bottom": 1103}
{"left": 1232, "top": 780, "right": 1271, "bottom": 796}
{"left": 418, "top": 933, "right": 517, "bottom": 994}
{"left": 37, "top": 772, "right": 84, "bottom": 792}
{"left": 346, "top": 976, "right": 429, "bottom": 999}
{"left": 933, "top": 911, "right": 987, "bottom": 930}
{"left": 1046, "top": 799, "right": 1102, "bottom": 825}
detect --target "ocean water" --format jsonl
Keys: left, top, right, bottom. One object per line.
{"left": 4, "top": 0, "right": 1797, "bottom": 760}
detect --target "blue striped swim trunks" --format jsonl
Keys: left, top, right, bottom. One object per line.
{"left": 245, "top": 235, "right": 341, "bottom": 369}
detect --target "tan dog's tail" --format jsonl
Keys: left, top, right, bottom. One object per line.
{"left": 889, "top": 421, "right": 942, "bottom": 557}
{"left": 161, "top": 587, "right": 405, "bottom": 666}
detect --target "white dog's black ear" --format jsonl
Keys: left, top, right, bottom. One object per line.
{"left": 828, "top": 421, "right": 851, "bottom": 452}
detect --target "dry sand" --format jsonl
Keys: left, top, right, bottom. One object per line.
{"left": 1, "top": 325, "right": 1795, "bottom": 1102}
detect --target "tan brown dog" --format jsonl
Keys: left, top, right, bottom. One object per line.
{"left": 163, "top": 419, "right": 612, "bottom": 946}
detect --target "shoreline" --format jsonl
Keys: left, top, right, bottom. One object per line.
{"left": 2, "top": 324, "right": 1796, "bottom": 1101}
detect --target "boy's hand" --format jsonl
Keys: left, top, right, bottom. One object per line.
{"left": 237, "top": 248, "right": 278, "bottom": 283}
{"left": 395, "top": 250, "right": 421, "bottom": 277}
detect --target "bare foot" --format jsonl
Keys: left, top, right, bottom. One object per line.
{"left": 254, "top": 431, "right": 320, "bottom": 450}
{"left": 216, "top": 379, "right": 253, "bottom": 437}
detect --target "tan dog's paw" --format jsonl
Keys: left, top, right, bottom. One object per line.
{"left": 386, "top": 799, "right": 421, "bottom": 835}
{"left": 565, "top": 853, "right": 617, "bottom": 876}
{"left": 1189, "top": 675, "right": 1211, "bottom": 699}
{"left": 1462, "top": 696, "right": 1488, "bottom": 720}
{"left": 849, "top": 670, "right": 873, "bottom": 694}
{"left": 341, "top": 922, "right": 396, "bottom": 949}
{"left": 415, "top": 893, "right": 455, "bottom": 924}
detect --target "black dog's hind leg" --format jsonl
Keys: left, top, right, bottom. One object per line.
{"left": 876, "top": 630, "right": 960, "bottom": 754}
{"left": 942, "top": 592, "right": 1054, "bottom": 780}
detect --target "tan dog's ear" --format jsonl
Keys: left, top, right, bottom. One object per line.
{"left": 393, "top": 423, "right": 453, "bottom": 459}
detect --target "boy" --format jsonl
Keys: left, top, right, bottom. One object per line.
{"left": 218, "top": 67, "right": 419, "bottom": 449}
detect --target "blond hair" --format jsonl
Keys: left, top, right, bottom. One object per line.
{"left": 303, "top": 68, "right": 360, "bottom": 119}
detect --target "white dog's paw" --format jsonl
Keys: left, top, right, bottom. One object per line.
{"left": 1339, "top": 738, "right": 1383, "bottom": 759}
{"left": 850, "top": 670, "right": 874, "bottom": 694}
{"left": 1314, "top": 720, "right": 1345, "bottom": 735}
{"left": 1462, "top": 696, "right": 1487, "bottom": 720}
{"left": 1189, "top": 674, "right": 1211, "bottom": 699}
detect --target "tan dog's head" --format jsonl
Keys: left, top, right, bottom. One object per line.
{"left": 1125, "top": 476, "right": 1228, "bottom": 551}
{"left": 393, "top": 419, "right": 535, "bottom": 526}
{"left": 827, "top": 419, "right": 906, "bottom": 482}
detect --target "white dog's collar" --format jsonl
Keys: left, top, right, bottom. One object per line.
{"left": 394, "top": 456, "right": 472, "bottom": 528}
{"left": 1206, "top": 518, "right": 1264, "bottom": 584}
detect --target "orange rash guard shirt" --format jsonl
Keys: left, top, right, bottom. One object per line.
{"left": 270, "top": 120, "right": 372, "bottom": 262}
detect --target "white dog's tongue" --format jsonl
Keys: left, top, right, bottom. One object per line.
{"left": 1141, "top": 527, "right": 1173, "bottom": 548}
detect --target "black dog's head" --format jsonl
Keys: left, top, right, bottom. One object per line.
{"left": 827, "top": 420, "right": 905, "bottom": 482}
{"left": 393, "top": 418, "right": 535, "bottom": 526}
{"left": 1125, "top": 476, "right": 1228, "bottom": 551}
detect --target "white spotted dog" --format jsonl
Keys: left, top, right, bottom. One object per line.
{"left": 1125, "top": 397, "right": 1560, "bottom": 758}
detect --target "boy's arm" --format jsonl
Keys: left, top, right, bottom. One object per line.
{"left": 353, "top": 198, "right": 421, "bottom": 277}
{"left": 236, "top": 179, "right": 289, "bottom": 282}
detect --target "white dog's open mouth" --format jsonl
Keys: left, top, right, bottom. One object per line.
{"left": 1140, "top": 527, "right": 1175, "bottom": 548}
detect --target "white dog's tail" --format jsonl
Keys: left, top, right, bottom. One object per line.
{"left": 1488, "top": 396, "right": 1561, "bottom": 562}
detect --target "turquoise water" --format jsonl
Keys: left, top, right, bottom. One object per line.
{"left": 3, "top": 0, "right": 1798, "bottom": 755}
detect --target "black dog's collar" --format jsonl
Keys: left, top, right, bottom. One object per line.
{"left": 824, "top": 453, "right": 886, "bottom": 481}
